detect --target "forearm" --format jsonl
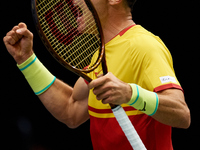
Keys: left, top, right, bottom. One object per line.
{"left": 17, "top": 54, "right": 75, "bottom": 123}
{"left": 127, "top": 84, "right": 190, "bottom": 129}
{"left": 38, "top": 78, "right": 74, "bottom": 123}
{"left": 153, "top": 89, "right": 191, "bottom": 129}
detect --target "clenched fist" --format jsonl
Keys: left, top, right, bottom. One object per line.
{"left": 3, "top": 22, "right": 34, "bottom": 64}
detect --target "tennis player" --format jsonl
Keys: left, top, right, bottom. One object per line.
{"left": 3, "top": 0, "right": 190, "bottom": 149}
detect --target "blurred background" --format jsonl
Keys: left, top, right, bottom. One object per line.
{"left": 0, "top": 0, "right": 199, "bottom": 149}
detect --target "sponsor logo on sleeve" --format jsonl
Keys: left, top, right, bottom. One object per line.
{"left": 159, "top": 76, "right": 177, "bottom": 84}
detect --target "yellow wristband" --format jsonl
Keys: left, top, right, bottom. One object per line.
{"left": 17, "top": 53, "right": 56, "bottom": 95}
{"left": 127, "top": 84, "right": 159, "bottom": 116}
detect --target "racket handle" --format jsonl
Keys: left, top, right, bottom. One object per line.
{"left": 112, "top": 105, "right": 147, "bottom": 150}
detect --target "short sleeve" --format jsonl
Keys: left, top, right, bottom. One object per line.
{"left": 132, "top": 34, "right": 183, "bottom": 92}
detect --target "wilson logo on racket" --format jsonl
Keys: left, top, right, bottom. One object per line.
{"left": 45, "top": 0, "right": 82, "bottom": 45}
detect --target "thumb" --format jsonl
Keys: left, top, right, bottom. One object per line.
{"left": 16, "top": 24, "right": 33, "bottom": 39}
{"left": 18, "top": 22, "right": 27, "bottom": 29}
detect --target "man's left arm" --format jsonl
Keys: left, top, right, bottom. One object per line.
{"left": 88, "top": 72, "right": 191, "bottom": 129}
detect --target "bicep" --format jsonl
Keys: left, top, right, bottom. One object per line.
{"left": 67, "top": 77, "right": 90, "bottom": 128}
{"left": 72, "top": 77, "right": 89, "bottom": 101}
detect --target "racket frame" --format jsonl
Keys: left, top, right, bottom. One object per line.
{"left": 31, "top": 0, "right": 106, "bottom": 82}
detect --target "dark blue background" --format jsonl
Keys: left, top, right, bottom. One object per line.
{"left": 0, "top": 0, "right": 199, "bottom": 149}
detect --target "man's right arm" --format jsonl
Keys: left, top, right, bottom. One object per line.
{"left": 38, "top": 77, "right": 90, "bottom": 128}
{"left": 3, "top": 22, "right": 90, "bottom": 128}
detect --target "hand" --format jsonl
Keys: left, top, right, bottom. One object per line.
{"left": 3, "top": 22, "right": 34, "bottom": 64}
{"left": 88, "top": 72, "right": 132, "bottom": 105}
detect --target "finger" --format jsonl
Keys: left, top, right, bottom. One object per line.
{"left": 12, "top": 25, "right": 20, "bottom": 32}
{"left": 6, "top": 29, "right": 15, "bottom": 36}
{"left": 8, "top": 26, "right": 24, "bottom": 44}
{"left": 101, "top": 96, "right": 112, "bottom": 104}
{"left": 3, "top": 36, "right": 17, "bottom": 56}
{"left": 16, "top": 23, "right": 29, "bottom": 36}
{"left": 3, "top": 36, "right": 12, "bottom": 46}
{"left": 3, "top": 33, "right": 17, "bottom": 45}
{"left": 93, "top": 81, "right": 111, "bottom": 96}
{"left": 102, "top": 95, "right": 120, "bottom": 106}
{"left": 18, "top": 22, "right": 27, "bottom": 29}
{"left": 88, "top": 75, "right": 106, "bottom": 90}
{"left": 16, "top": 28, "right": 33, "bottom": 40}
{"left": 12, "top": 26, "right": 23, "bottom": 40}
{"left": 6, "top": 26, "right": 19, "bottom": 36}
{"left": 102, "top": 98, "right": 109, "bottom": 104}
{"left": 96, "top": 90, "right": 110, "bottom": 101}
{"left": 5, "top": 29, "right": 23, "bottom": 45}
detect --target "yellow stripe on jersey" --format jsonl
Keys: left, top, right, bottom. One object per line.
{"left": 88, "top": 105, "right": 144, "bottom": 118}
{"left": 88, "top": 110, "right": 144, "bottom": 118}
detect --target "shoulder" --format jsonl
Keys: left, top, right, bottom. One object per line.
{"left": 126, "top": 25, "right": 172, "bottom": 62}
{"left": 129, "top": 26, "right": 166, "bottom": 50}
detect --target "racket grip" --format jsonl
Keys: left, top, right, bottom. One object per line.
{"left": 112, "top": 105, "right": 147, "bottom": 150}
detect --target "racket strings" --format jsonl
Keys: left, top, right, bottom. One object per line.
{"left": 36, "top": 0, "right": 101, "bottom": 70}
{"left": 63, "top": 27, "right": 99, "bottom": 63}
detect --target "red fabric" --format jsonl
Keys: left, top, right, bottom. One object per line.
{"left": 90, "top": 114, "right": 173, "bottom": 150}
{"left": 154, "top": 83, "right": 183, "bottom": 93}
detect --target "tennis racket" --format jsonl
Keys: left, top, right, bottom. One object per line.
{"left": 31, "top": 0, "right": 146, "bottom": 149}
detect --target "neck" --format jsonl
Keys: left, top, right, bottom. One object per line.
{"left": 100, "top": 5, "right": 135, "bottom": 43}
{"left": 102, "top": 19, "right": 135, "bottom": 43}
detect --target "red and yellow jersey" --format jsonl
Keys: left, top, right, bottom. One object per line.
{"left": 87, "top": 25, "right": 182, "bottom": 150}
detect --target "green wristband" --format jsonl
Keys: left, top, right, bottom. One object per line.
{"left": 17, "top": 53, "right": 56, "bottom": 95}
{"left": 127, "top": 84, "right": 159, "bottom": 116}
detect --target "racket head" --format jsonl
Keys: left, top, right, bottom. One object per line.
{"left": 31, "top": 0, "right": 105, "bottom": 82}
